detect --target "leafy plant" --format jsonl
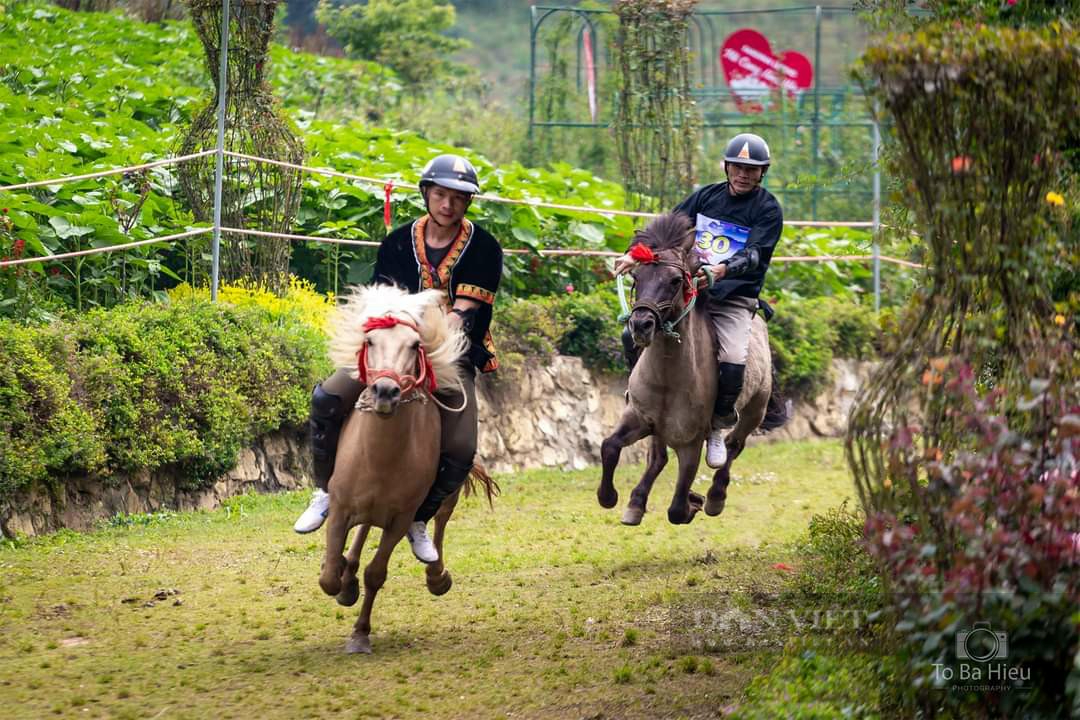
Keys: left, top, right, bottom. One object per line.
{"left": 316, "top": 0, "right": 469, "bottom": 87}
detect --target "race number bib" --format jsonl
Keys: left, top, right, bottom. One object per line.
{"left": 694, "top": 214, "right": 749, "bottom": 265}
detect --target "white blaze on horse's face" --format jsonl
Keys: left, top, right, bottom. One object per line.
{"left": 366, "top": 324, "right": 422, "bottom": 415}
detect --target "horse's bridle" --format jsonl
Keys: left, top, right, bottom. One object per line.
{"left": 357, "top": 315, "right": 437, "bottom": 398}
{"left": 626, "top": 243, "right": 698, "bottom": 339}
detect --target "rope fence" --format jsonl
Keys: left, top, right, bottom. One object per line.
{"left": 0, "top": 150, "right": 922, "bottom": 270}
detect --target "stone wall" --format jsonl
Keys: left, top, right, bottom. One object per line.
{"left": 0, "top": 357, "right": 875, "bottom": 537}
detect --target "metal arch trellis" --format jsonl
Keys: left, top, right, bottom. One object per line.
{"left": 527, "top": 4, "right": 880, "bottom": 219}
{"left": 528, "top": 2, "right": 886, "bottom": 309}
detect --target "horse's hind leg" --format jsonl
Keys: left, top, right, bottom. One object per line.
{"left": 319, "top": 506, "right": 349, "bottom": 597}
{"left": 621, "top": 437, "right": 667, "bottom": 526}
{"left": 706, "top": 398, "right": 762, "bottom": 517}
{"left": 668, "top": 443, "right": 705, "bottom": 525}
{"left": 336, "top": 524, "right": 370, "bottom": 607}
{"left": 598, "top": 408, "right": 650, "bottom": 509}
{"left": 425, "top": 490, "right": 461, "bottom": 596}
{"left": 705, "top": 435, "right": 747, "bottom": 517}
{"left": 347, "top": 515, "right": 410, "bottom": 655}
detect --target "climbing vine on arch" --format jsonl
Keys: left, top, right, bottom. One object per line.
{"left": 611, "top": 0, "right": 699, "bottom": 211}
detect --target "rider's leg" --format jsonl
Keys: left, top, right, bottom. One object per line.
{"left": 704, "top": 296, "right": 757, "bottom": 469}
{"left": 407, "top": 364, "right": 478, "bottom": 563}
{"left": 294, "top": 369, "right": 363, "bottom": 534}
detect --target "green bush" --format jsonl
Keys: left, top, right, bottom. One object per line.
{"left": 768, "top": 296, "right": 879, "bottom": 399}
{"left": 731, "top": 636, "right": 896, "bottom": 719}
{"left": 768, "top": 298, "right": 838, "bottom": 399}
{"left": 0, "top": 295, "right": 330, "bottom": 501}
{"left": 493, "top": 282, "right": 626, "bottom": 375}
{"left": 787, "top": 502, "right": 881, "bottom": 611}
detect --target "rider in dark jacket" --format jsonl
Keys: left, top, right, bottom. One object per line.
{"left": 616, "top": 133, "right": 783, "bottom": 468}
{"left": 294, "top": 154, "right": 503, "bottom": 565}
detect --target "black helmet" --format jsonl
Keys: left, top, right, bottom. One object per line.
{"left": 419, "top": 154, "right": 480, "bottom": 194}
{"left": 723, "top": 133, "right": 771, "bottom": 167}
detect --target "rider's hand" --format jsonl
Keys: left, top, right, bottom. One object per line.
{"left": 613, "top": 253, "right": 637, "bottom": 276}
{"left": 695, "top": 263, "right": 726, "bottom": 288}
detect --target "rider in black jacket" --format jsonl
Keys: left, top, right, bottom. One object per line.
{"left": 293, "top": 154, "right": 503, "bottom": 565}
{"left": 616, "top": 133, "right": 783, "bottom": 468}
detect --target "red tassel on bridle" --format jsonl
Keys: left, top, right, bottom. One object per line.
{"left": 628, "top": 243, "right": 658, "bottom": 264}
{"left": 357, "top": 315, "right": 438, "bottom": 396}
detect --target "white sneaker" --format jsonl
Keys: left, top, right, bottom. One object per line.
{"left": 705, "top": 429, "right": 728, "bottom": 469}
{"left": 293, "top": 489, "right": 329, "bottom": 534}
{"left": 406, "top": 521, "right": 439, "bottom": 564}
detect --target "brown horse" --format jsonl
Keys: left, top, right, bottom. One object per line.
{"left": 317, "top": 284, "right": 490, "bottom": 654}
{"left": 597, "top": 213, "right": 773, "bottom": 525}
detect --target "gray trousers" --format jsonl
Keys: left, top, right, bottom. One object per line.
{"left": 706, "top": 295, "right": 758, "bottom": 364}
{"left": 322, "top": 364, "right": 478, "bottom": 468}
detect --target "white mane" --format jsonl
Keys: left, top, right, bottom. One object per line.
{"left": 327, "top": 284, "right": 468, "bottom": 391}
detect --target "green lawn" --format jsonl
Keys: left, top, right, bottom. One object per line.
{"left": 0, "top": 440, "right": 857, "bottom": 719}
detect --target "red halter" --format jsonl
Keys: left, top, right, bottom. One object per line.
{"left": 357, "top": 315, "right": 438, "bottom": 396}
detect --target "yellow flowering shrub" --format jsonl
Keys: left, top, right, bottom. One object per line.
{"left": 168, "top": 277, "right": 334, "bottom": 335}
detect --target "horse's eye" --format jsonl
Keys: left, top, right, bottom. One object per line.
{"left": 365, "top": 338, "right": 373, "bottom": 347}
{"left": 412, "top": 341, "right": 420, "bottom": 351}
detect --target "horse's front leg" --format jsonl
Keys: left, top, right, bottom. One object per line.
{"left": 425, "top": 489, "right": 461, "bottom": 596}
{"left": 346, "top": 514, "right": 410, "bottom": 654}
{"left": 319, "top": 504, "right": 349, "bottom": 597}
{"left": 598, "top": 407, "right": 651, "bottom": 509}
{"left": 621, "top": 437, "right": 668, "bottom": 526}
{"left": 668, "top": 442, "right": 705, "bottom": 525}
{"left": 335, "top": 524, "right": 370, "bottom": 607}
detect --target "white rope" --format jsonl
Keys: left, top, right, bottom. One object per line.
{"left": 219, "top": 226, "right": 381, "bottom": 247}
{"left": 0, "top": 228, "right": 212, "bottom": 268}
{"left": 221, "top": 150, "right": 875, "bottom": 227}
{"left": 0, "top": 224, "right": 922, "bottom": 269}
{"left": 0, "top": 151, "right": 217, "bottom": 192}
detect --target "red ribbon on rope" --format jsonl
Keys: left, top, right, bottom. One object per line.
{"left": 628, "top": 243, "right": 658, "bottom": 264}
{"left": 383, "top": 181, "right": 394, "bottom": 229}
{"left": 357, "top": 315, "right": 437, "bottom": 395}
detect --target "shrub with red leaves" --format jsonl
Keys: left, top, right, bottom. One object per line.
{"left": 866, "top": 350, "right": 1079, "bottom": 717}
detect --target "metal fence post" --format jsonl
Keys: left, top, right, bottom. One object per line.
{"left": 210, "top": 0, "right": 230, "bottom": 302}
{"left": 811, "top": 5, "right": 822, "bottom": 221}
{"left": 872, "top": 111, "right": 881, "bottom": 312}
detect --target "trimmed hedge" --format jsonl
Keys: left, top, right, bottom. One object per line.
{"left": 495, "top": 285, "right": 880, "bottom": 399}
{"left": 0, "top": 287, "right": 331, "bottom": 501}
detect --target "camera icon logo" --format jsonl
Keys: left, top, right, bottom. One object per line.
{"left": 956, "top": 621, "right": 1009, "bottom": 662}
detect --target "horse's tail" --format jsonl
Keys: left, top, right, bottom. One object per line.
{"left": 463, "top": 461, "right": 500, "bottom": 509}
{"left": 758, "top": 368, "right": 791, "bottom": 433}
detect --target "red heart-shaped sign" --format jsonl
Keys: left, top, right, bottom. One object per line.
{"left": 720, "top": 28, "right": 813, "bottom": 113}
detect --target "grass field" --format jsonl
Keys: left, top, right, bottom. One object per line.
{"left": 0, "top": 440, "right": 857, "bottom": 719}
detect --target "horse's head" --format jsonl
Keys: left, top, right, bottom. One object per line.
{"left": 327, "top": 285, "right": 468, "bottom": 416}
{"left": 359, "top": 314, "right": 431, "bottom": 415}
{"left": 626, "top": 213, "right": 701, "bottom": 347}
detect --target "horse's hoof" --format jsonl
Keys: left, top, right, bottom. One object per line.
{"left": 688, "top": 491, "right": 704, "bottom": 510}
{"left": 667, "top": 503, "right": 698, "bottom": 525}
{"left": 336, "top": 578, "right": 360, "bottom": 607}
{"left": 597, "top": 486, "right": 619, "bottom": 509}
{"left": 620, "top": 505, "right": 645, "bottom": 526}
{"left": 705, "top": 493, "right": 727, "bottom": 517}
{"left": 426, "top": 569, "right": 452, "bottom": 596}
{"left": 319, "top": 557, "right": 345, "bottom": 596}
{"left": 345, "top": 633, "right": 372, "bottom": 655}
